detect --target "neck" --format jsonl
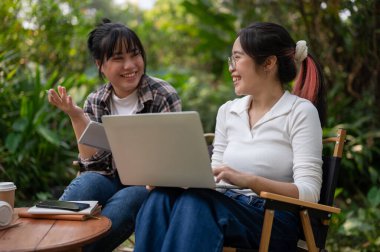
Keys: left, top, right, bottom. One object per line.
{"left": 250, "top": 85, "right": 284, "bottom": 111}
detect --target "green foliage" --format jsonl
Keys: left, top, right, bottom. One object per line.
{"left": 16, "top": 0, "right": 93, "bottom": 75}
{"left": 0, "top": 54, "right": 95, "bottom": 202}
{"left": 325, "top": 64, "right": 380, "bottom": 195}
{"left": 328, "top": 186, "right": 380, "bottom": 251}
{"left": 0, "top": 0, "right": 100, "bottom": 204}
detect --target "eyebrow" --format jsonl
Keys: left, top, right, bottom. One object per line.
{"left": 232, "top": 50, "right": 245, "bottom": 55}
{"left": 112, "top": 50, "right": 123, "bottom": 55}
{"left": 127, "top": 48, "right": 140, "bottom": 53}
{"left": 113, "top": 48, "right": 139, "bottom": 55}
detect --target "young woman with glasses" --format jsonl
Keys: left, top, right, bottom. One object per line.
{"left": 134, "top": 22, "right": 326, "bottom": 252}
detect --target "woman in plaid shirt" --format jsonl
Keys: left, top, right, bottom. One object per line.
{"left": 48, "top": 18, "right": 181, "bottom": 251}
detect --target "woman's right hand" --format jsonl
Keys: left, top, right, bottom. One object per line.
{"left": 213, "top": 165, "right": 253, "bottom": 189}
{"left": 146, "top": 185, "right": 156, "bottom": 191}
{"left": 47, "top": 86, "right": 83, "bottom": 118}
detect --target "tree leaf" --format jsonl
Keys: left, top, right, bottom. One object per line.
{"left": 367, "top": 187, "right": 380, "bottom": 208}
{"left": 36, "top": 125, "right": 61, "bottom": 146}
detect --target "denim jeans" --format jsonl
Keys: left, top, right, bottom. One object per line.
{"left": 60, "top": 171, "right": 149, "bottom": 252}
{"left": 134, "top": 188, "right": 299, "bottom": 252}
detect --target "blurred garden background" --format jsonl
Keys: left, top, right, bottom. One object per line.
{"left": 0, "top": 0, "right": 379, "bottom": 251}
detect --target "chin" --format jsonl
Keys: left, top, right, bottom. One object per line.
{"left": 234, "top": 88, "right": 242, "bottom": 96}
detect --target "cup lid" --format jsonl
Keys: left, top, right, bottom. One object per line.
{"left": 0, "top": 182, "right": 17, "bottom": 191}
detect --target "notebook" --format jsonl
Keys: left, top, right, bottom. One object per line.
{"left": 101, "top": 112, "right": 237, "bottom": 189}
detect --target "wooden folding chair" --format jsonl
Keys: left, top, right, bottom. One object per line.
{"left": 205, "top": 128, "right": 347, "bottom": 252}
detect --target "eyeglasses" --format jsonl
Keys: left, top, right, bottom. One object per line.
{"left": 228, "top": 56, "right": 237, "bottom": 70}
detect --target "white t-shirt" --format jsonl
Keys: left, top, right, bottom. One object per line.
{"left": 110, "top": 90, "right": 139, "bottom": 115}
{"left": 211, "top": 91, "right": 323, "bottom": 203}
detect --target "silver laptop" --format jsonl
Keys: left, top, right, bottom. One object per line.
{"left": 101, "top": 112, "right": 236, "bottom": 189}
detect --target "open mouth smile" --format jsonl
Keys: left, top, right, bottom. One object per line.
{"left": 232, "top": 76, "right": 241, "bottom": 84}
{"left": 121, "top": 71, "right": 138, "bottom": 78}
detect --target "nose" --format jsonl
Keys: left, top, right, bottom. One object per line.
{"left": 228, "top": 65, "right": 234, "bottom": 72}
{"left": 123, "top": 58, "right": 134, "bottom": 69}
{"left": 228, "top": 59, "right": 235, "bottom": 73}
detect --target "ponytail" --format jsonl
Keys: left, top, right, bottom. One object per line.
{"left": 293, "top": 51, "right": 326, "bottom": 126}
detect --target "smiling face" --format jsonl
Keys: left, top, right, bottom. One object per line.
{"left": 229, "top": 37, "right": 267, "bottom": 96}
{"left": 98, "top": 39, "right": 145, "bottom": 98}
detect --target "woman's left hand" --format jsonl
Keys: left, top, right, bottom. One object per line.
{"left": 213, "top": 165, "right": 253, "bottom": 189}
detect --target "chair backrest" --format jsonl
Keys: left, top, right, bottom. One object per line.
{"left": 310, "top": 128, "right": 346, "bottom": 249}
{"left": 319, "top": 128, "right": 346, "bottom": 206}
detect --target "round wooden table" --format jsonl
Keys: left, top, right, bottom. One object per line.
{"left": 0, "top": 208, "right": 111, "bottom": 251}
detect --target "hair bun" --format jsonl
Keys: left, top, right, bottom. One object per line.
{"left": 102, "top": 18, "right": 112, "bottom": 24}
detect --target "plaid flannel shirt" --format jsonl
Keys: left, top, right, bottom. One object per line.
{"left": 78, "top": 74, "right": 182, "bottom": 174}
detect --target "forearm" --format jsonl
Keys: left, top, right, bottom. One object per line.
{"left": 213, "top": 166, "right": 299, "bottom": 199}
{"left": 247, "top": 175, "right": 299, "bottom": 199}
{"left": 69, "top": 113, "right": 98, "bottom": 159}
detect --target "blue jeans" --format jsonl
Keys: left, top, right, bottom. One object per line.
{"left": 134, "top": 188, "right": 299, "bottom": 252}
{"left": 60, "top": 171, "right": 149, "bottom": 252}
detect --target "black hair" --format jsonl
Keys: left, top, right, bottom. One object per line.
{"left": 87, "top": 18, "right": 147, "bottom": 78}
{"left": 238, "top": 22, "right": 326, "bottom": 126}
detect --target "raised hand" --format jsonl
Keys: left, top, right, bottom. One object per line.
{"left": 47, "top": 86, "right": 83, "bottom": 119}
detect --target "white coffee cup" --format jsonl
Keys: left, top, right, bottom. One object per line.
{"left": 0, "top": 182, "right": 17, "bottom": 209}
{"left": 0, "top": 201, "right": 13, "bottom": 227}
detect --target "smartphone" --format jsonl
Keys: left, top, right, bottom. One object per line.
{"left": 35, "top": 200, "right": 90, "bottom": 212}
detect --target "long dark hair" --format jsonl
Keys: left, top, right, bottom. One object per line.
{"left": 238, "top": 22, "right": 326, "bottom": 126}
{"left": 87, "top": 18, "right": 147, "bottom": 78}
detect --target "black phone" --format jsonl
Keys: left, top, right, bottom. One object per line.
{"left": 35, "top": 200, "right": 90, "bottom": 212}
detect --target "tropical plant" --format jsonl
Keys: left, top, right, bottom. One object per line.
{"left": 0, "top": 61, "right": 95, "bottom": 202}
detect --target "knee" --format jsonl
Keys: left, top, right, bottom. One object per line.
{"left": 71, "top": 172, "right": 106, "bottom": 187}
{"left": 111, "top": 186, "right": 149, "bottom": 210}
{"left": 60, "top": 172, "right": 111, "bottom": 201}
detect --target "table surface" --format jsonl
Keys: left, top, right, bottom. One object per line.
{"left": 0, "top": 208, "right": 111, "bottom": 251}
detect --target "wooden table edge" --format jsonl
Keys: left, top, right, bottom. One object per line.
{"left": 11, "top": 208, "right": 112, "bottom": 252}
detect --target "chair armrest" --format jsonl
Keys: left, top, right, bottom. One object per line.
{"left": 260, "top": 191, "right": 340, "bottom": 214}
{"left": 204, "top": 133, "right": 215, "bottom": 145}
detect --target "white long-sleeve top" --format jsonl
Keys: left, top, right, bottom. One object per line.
{"left": 211, "top": 91, "right": 323, "bottom": 203}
